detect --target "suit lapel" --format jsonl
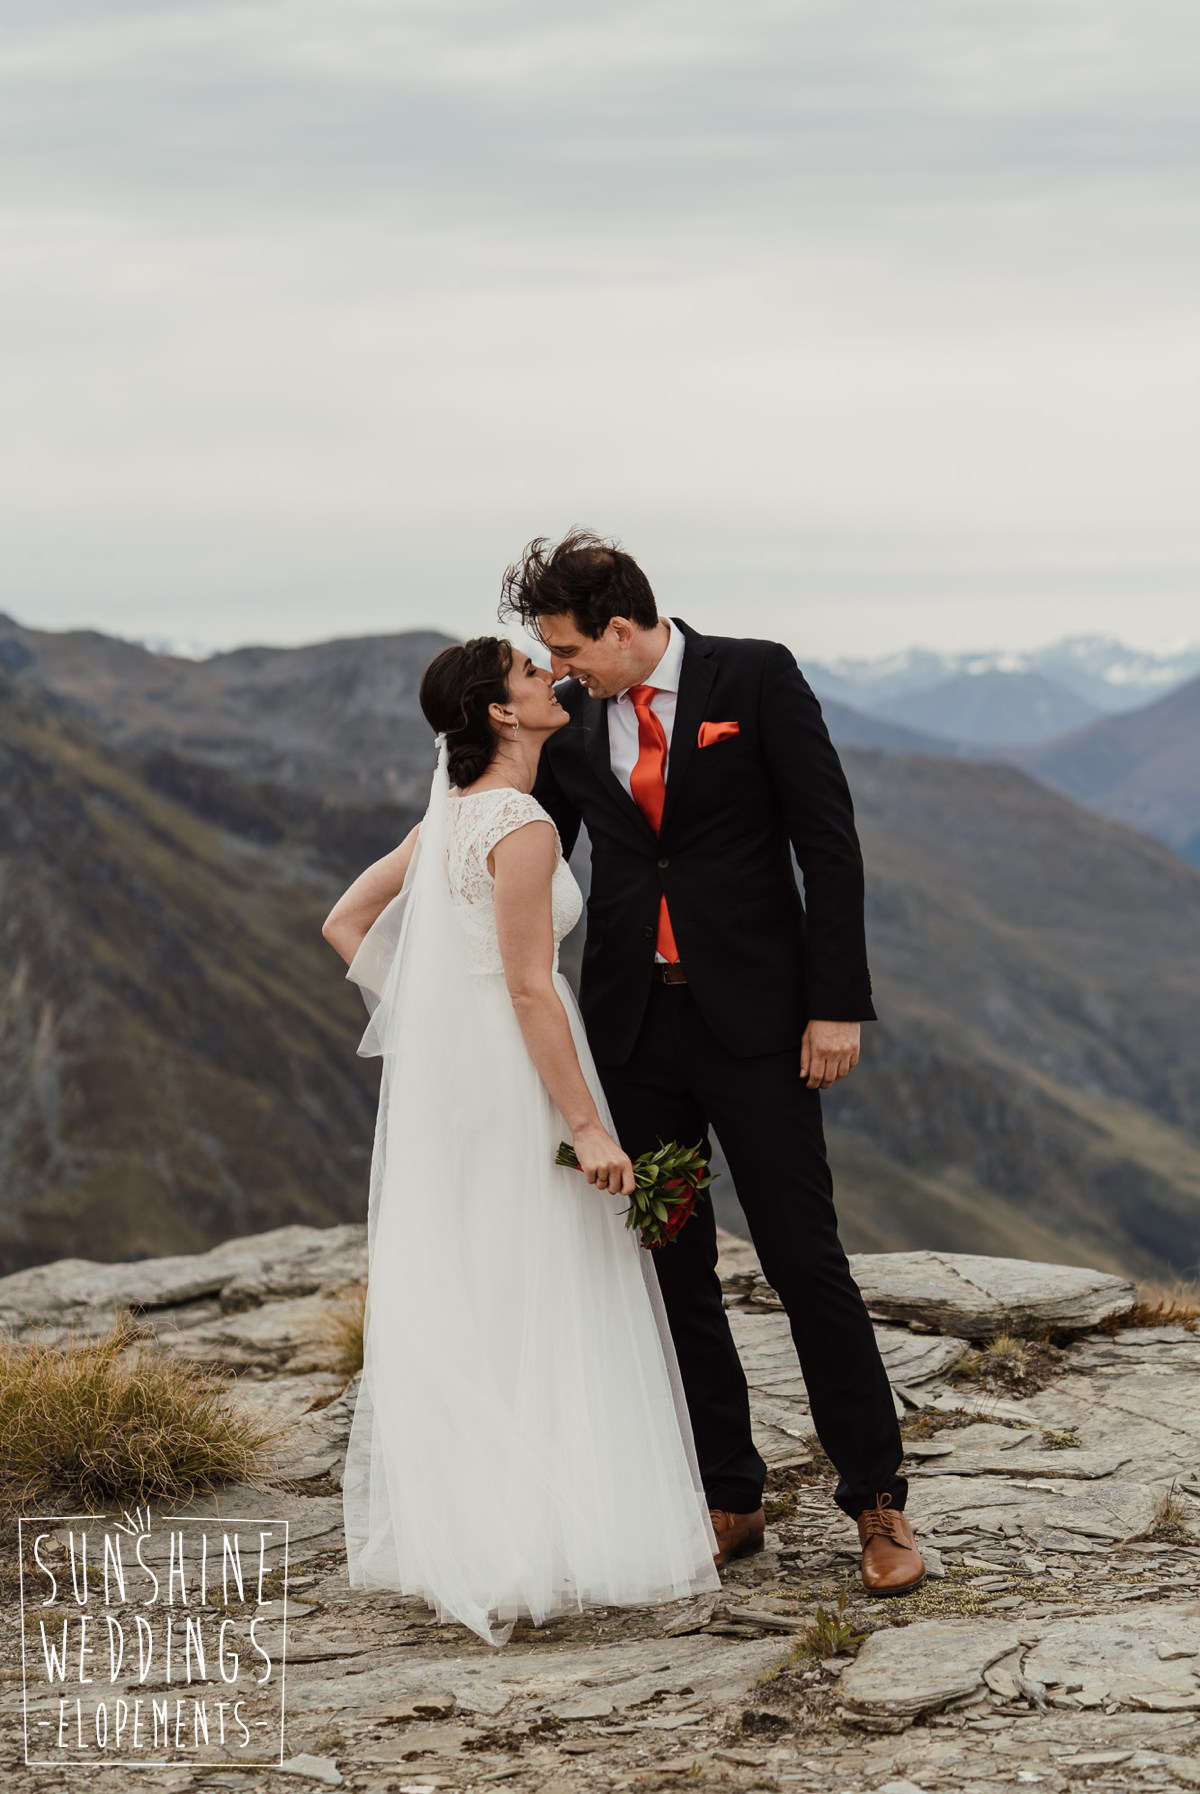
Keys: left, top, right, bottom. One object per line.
{"left": 582, "top": 694, "right": 658, "bottom": 843}
{"left": 660, "top": 621, "right": 716, "bottom": 835}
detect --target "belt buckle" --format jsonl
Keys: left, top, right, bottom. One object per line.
{"left": 657, "top": 961, "right": 687, "bottom": 985}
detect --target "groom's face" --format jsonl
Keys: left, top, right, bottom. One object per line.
{"left": 536, "top": 613, "right": 634, "bottom": 701}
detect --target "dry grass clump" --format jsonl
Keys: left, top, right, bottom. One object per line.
{"left": 0, "top": 1311, "right": 280, "bottom": 1514}
{"left": 1145, "top": 1482, "right": 1196, "bottom": 1543}
{"left": 899, "top": 1408, "right": 977, "bottom": 1441}
{"left": 320, "top": 1281, "right": 367, "bottom": 1381}
{"left": 950, "top": 1330, "right": 1066, "bottom": 1394}
{"left": 952, "top": 1331, "right": 1030, "bottom": 1388}
{"left": 1099, "top": 1278, "right": 1200, "bottom": 1335}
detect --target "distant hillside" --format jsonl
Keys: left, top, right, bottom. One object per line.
{"left": 1016, "top": 673, "right": 1200, "bottom": 864}
{"left": 0, "top": 674, "right": 416, "bottom": 1273}
{"left": 874, "top": 669, "right": 1099, "bottom": 746}
{"left": 823, "top": 750, "right": 1200, "bottom": 1277}
{"left": 817, "top": 699, "right": 954, "bottom": 757}
{"left": 0, "top": 613, "right": 454, "bottom": 807}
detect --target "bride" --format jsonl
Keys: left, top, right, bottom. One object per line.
{"left": 321, "top": 634, "right": 721, "bottom": 1647}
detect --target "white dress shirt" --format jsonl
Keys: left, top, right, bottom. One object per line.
{"left": 608, "top": 619, "right": 685, "bottom": 962}
{"left": 608, "top": 618, "right": 685, "bottom": 799}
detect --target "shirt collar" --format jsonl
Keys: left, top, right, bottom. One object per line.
{"left": 616, "top": 617, "right": 683, "bottom": 701}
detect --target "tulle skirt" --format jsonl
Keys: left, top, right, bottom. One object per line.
{"left": 341, "top": 967, "right": 721, "bottom": 1647}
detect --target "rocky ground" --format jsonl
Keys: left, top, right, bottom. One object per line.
{"left": 1, "top": 1225, "right": 1198, "bottom": 1794}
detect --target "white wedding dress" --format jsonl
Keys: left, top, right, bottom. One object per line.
{"left": 341, "top": 741, "right": 720, "bottom": 1647}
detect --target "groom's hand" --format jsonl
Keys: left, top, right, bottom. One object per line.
{"left": 800, "top": 1020, "right": 861, "bottom": 1090}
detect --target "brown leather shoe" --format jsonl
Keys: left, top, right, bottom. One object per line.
{"left": 710, "top": 1505, "right": 765, "bottom": 1570}
{"left": 856, "top": 1493, "right": 925, "bottom": 1596}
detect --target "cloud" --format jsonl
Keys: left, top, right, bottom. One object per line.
{"left": 1, "top": 0, "right": 1197, "bottom": 654}
{"left": 4, "top": 0, "right": 1195, "bottom": 221}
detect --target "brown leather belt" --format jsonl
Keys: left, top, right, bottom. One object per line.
{"left": 653, "top": 962, "right": 688, "bottom": 984}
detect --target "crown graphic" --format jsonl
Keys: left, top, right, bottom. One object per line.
{"left": 111, "top": 1503, "right": 153, "bottom": 1538}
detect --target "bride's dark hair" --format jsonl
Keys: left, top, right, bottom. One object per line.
{"left": 419, "top": 636, "right": 515, "bottom": 788}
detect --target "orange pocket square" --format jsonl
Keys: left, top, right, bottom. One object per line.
{"left": 697, "top": 720, "right": 740, "bottom": 748}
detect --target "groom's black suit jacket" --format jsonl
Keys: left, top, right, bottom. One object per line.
{"left": 533, "top": 618, "right": 876, "bottom": 1066}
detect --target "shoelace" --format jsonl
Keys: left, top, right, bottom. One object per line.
{"left": 858, "top": 1497, "right": 906, "bottom": 1543}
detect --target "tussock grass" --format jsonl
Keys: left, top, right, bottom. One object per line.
{"left": 320, "top": 1281, "right": 367, "bottom": 1382}
{"left": 0, "top": 1312, "right": 281, "bottom": 1514}
{"left": 1100, "top": 1278, "right": 1200, "bottom": 1335}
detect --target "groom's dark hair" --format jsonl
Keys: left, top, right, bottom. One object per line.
{"left": 499, "top": 530, "right": 658, "bottom": 640}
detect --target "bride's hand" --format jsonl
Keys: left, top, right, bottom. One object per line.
{"left": 571, "top": 1123, "right": 636, "bottom": 1198}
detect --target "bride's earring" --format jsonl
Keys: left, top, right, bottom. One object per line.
{"left": 511, "top": 722, "right": 519, "bottom": 740}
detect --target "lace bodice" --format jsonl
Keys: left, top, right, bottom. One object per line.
{"left": 445, "top": 789, "right": 583, "bottom": 975}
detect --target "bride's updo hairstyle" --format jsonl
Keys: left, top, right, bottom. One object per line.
{"left": 419, "top": 636, "right": 515, "bottom": 788}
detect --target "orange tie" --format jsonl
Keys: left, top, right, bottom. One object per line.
{"left": 627, "top": 683, "right": 680, "bottom": 964}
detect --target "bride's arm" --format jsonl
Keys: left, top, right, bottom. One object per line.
{"left": 321, "top": 825, "right": 420, "bottom": 966}
{"left": 492, "top": 822, "right": 636, "bottom": 1197}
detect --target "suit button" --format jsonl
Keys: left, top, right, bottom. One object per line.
{"left": 657, "top": 857, "right": 669, "bottom": 869}
{"left": 643, "top": 926, "right": 654, "bottom": 939}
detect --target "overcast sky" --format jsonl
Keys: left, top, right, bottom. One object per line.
{"left": 2, "top": 0, "right": 1198, "bottom": 659}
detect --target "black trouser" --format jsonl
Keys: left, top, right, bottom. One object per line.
{"left": 597, "top": 981, "right": 906, "bottom": 1520}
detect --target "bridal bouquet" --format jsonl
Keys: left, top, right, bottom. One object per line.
{"left": 555, "top": 1139, "right": 714, "bottom": 1248}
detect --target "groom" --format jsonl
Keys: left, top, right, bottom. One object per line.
{"left": 501, "top": 531, "right": 924, "bottom": 1596}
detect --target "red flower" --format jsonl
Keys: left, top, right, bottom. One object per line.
{"left": 651, "top": 1176, "right": 697, "bottom": 1247}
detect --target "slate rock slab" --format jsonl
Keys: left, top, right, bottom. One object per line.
{"left": 1022, "top": 1608, "right": 1200, "bottom": 1710}
{"left": 875, "top": 1326, "right": 970, "bottom": 1386}
{"left": 839, "top": 1618, "right": 1022, "bottom": 1719}
{"left": 0, "top": 1225, "right": 366, "bottom": 1338}
{"left": 910, "top": 1473, "right": 1158, "bottom": 1546}
{"left": 283, "top": 1631, "right": 793, "bottom": 1718}
{"left": 847, "top": 1251, "right": 1135, "bottom": 1339}
{"left": 159, "top": 1289, "right": 349, "bottom": 1371}
{"left": 906, "top": 1421, "right": 1134, "bottom": 1481}
{"left": 910, "top": 1447, "right": 1134, "bottom": 1481}
{"left": 1018, "top": 1369, "right": 1200, "bottom": 1482}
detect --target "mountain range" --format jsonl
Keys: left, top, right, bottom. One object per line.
{"left": 1017, "top": 672, "right": 1200, "bottom": 866}
{"left": 804, "top": 635, "right": 1200, "bottom": 719}
{"left": 803, "top": 636, "right": 1200, "bottom": 749}
{"left": 95, "top": 620, "right": 1200, "bottom": 751}
{"left": 2, "top": 613, "right": 1199, "bottom": 1281}
{"left": 813, "top": 651, "right": 1200, "bottom": 869}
